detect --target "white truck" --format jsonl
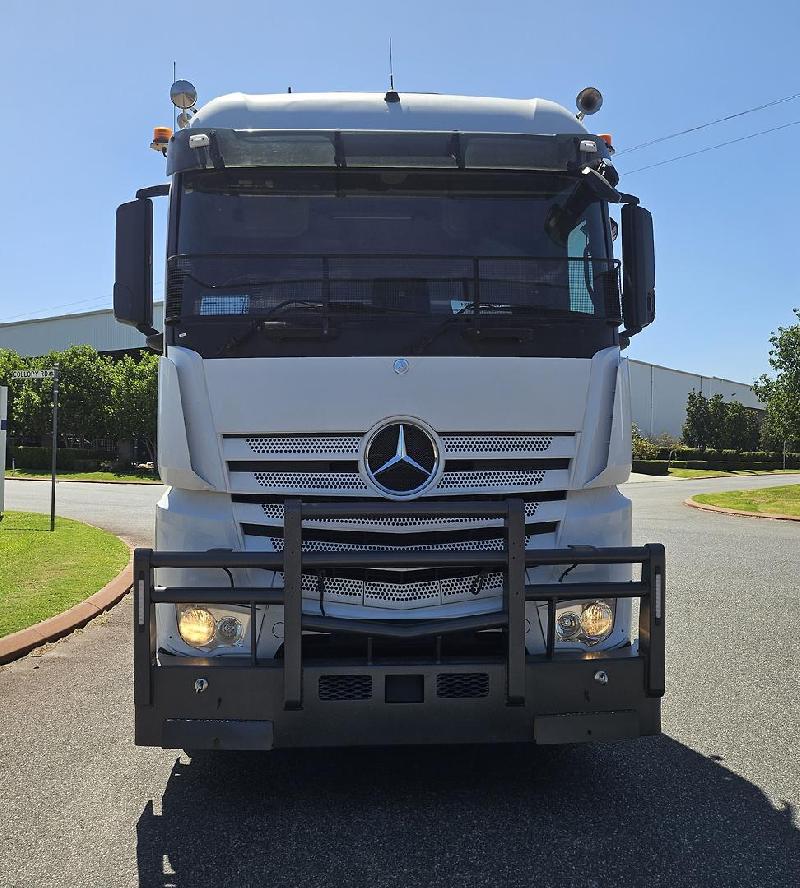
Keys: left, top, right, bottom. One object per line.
{"left": 114, "top": 84, "right": 664, "bottom": 751}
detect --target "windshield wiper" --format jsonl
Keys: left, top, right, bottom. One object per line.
{"left": 215, "top": 300, "right": 330, "bottom": 355}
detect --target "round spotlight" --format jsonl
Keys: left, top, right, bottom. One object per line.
{"left": 177, "top": 606, "right": 216, "bottom": 647}
{"left": 580, "top": 601, "right": 614, "bottom": 643}
{"left": 170, "top": 79, "right": 197, "bottom": 110}
{"left": 217, "top": 616, "right": 243, "bottom": 645}
{"left": 576, "top": 87, "right": 603, "bottom": 118}
{"left": 556, "top": 610, "right": 582, "bottom": 640}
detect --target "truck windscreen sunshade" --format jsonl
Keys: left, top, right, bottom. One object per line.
{"left": 166, "top": 128, "right": 607, "bottom": 175}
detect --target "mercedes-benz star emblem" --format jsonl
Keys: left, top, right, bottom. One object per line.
{"left": 393, "top": 358, "right": 409, "bottom": 375}
{"left": 364, "top": 421, "right": 439, "bottom": 498}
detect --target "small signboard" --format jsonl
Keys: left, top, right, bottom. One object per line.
{"left": 11, "top": 369, "right": 56, "bottom": 380}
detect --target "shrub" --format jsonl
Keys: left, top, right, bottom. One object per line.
{"left": 632, "top": 460, "right": 670, "bottom": 475}
{"left": 632, "top": 424, "right": 659, "bottom": 460}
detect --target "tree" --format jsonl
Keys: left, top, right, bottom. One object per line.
{"left": 723, "top": 400, "right": 760, "bottom": 451}
{"left": 753, "top": 309, "right": 800, "bottom": 451}
{"left": 682, "top": 390, "right": 711, "bottom": 450}
{"left": 110, "top": 352, "right": 158, "bottom": 463}
{"left": 707, "top": 394, "right": 727, "bottom": 451}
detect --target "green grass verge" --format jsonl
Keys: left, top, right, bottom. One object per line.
{"left": 0, "top": 511, "right": 129, "bottom": 637}
{"left": 693, "top": 485, "right": 800, "bottom": 518}
{"left": 668, "top": 468, "right": 800, "bottom": 480}
{"left": 6, "top": 469, "right": 161, "bottom": 484}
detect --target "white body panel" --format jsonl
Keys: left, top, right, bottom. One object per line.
{"left": 156, "top": 347, "right": 633, "bottom": 656}
{"left": 190, "top": 91, "right": 587, "bottom": 137}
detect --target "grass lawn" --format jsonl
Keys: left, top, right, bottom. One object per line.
{"left": 0, "top": 511, "right": 129, "bottom": 637}
{"left": 668, "top": 467, "right": 800, "bottom": 480}
{"left": 693, "top": 484, "right": 800, "bottom": 518}
{"left": 6, "top": 469, "right": 161, "bottom": 484}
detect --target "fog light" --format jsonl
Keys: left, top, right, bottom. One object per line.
{"left": 177, "top": 606, "right": 216, "bottom": 647}
{"left": 217, "top": 616, "right": 243, "bottom": 645}
{"left": 556, "top": 610, "right": 581, "bottom": 640}
{"left": 580, "top": 601, "right": 614, "bottom": 643}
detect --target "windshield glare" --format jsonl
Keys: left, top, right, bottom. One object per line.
{"left": 174, "top": 169, "right": 616, "bottom": 321}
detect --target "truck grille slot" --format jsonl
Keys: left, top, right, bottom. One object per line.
{"left": 247, "top": 435, "right": 361, "bottom": 455}
{"left": 258, "top": 498, "right": 542, "bottom": 527}
{"left": 319, "top": 675, "right": 372, "bottom": 701}
{"left": 436, "top": 673, "right": 490, "bottom": 698}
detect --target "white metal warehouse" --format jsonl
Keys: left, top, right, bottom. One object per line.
{"left": 0, "top": 303, "right": 762, "bottom": 439}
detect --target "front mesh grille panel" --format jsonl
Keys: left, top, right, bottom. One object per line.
{"left": 318, "top": 675, "right": 373, "bottom": 701}
{"left": 251, "top": 470, "right": 545, "bottom": 493}
{"left": 269, "top": 535, "right": 537, "bottom": 553}
{"left": 257, "top": 500, "right": 541, "bottom": 527}
{"left": 436, "top": 673, "right": 490, "bottom": 698}
{"left": 438, "top": 470, "right": 545, "bottom": 490}
{"left": 247, "top": 435, "right": 361, "bottom": 455}
{"left": 441, "top": 434, "right": 553, "bottom": 454}
{"left": 290, "top": 571, "right": 505, "bottom": 606}
{"left": 253, "top": 472, "right": 369, "bottom": 491}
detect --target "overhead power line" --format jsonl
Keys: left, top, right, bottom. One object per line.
{"left": 0, "top": 295, "right": 109, "bottom": 324}
{"left": 615, "top": 90, "right": 800, "bottom": 156}
{"left": 622, "top": 118, "right": 800, "bottom": 175}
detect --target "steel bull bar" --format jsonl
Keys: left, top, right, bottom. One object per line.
{"left": 133, "top": 499, "right": 665, "bottom": 749}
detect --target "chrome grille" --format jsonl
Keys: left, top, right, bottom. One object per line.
{"left": 253, "top": 472, "right": 369, "bottom": 491}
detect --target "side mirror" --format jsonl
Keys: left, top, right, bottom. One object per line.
{"left": 621, "top": 203, "right": 655, "bottom": 336}
{"left": 113, "top": 198, "right": 156, "bottom": 335}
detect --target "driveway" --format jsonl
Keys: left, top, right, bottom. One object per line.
{"left": 0, "top": 475, "right": 798, "bottom": 887}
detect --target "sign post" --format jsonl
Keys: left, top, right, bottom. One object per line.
{"left": 0, "top": 386, "right": 7, "bottom": 521}
{"left": 10, "top": 368, "right": 59, "bottom": 531}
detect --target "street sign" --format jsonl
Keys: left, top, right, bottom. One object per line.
{"left": 11, "top": 369, "right": 56, "bottom": 380}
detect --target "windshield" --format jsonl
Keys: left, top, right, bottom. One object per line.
{"left": 169, "top": 169, "right": 619, "bottom": 358}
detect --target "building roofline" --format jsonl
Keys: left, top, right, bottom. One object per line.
{"left": 0, "top": 301, "right": 164, "bottom": 329}
{"left": 627, "top": 358, "right": 755, "bottom": 389}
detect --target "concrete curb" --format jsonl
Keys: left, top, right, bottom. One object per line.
{"left": 5, "top": 475, "right": 161, "bottom": 486}
{"left": 684, "top": 497, "right": 800, "bottom": 522}
{"left": 0, "top": 549, "right": 134, "bottom": 665}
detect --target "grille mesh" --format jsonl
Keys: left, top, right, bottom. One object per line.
{"left": 287, "top": 571, "right": 505, "bottom": 605}
{"left": 269, "top": 536, "right": 535, "bottom": 553}
{"left": 251, "top": 470, "right": 546, "bottom": 493}
{"left": 318, "top": 675, "right": 372, "bottom": 701}
{"left": 258, "top": 500, "right": 541, "bottom": 526}
{"left": 441, "top": 434, "right": 553, "bottom": 454}
{"left": 437, "top": 470, "right": 546, "bottom": 490}
{"left": 436, "top": 673, "right": 490, "bottom": 698}
{"left": 253, "top": 472, "right": 369, "bottom": 491}
{"left": 246, "top": 435, "right": 360, "bottom": 455}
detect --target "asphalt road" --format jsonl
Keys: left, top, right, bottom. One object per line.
{"left": 1, "top": 476, "right": 798, "bottom": 887}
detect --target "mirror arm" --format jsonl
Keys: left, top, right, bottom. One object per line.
{"left": 136, "top": 184, "right": 170, "bottom": 200}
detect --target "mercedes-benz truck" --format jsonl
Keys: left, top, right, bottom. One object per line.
{"left": 114, "top": 85, "right": 665, "bottom": 751}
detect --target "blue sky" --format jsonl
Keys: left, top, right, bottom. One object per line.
{"left": 1, "top": 0, "right": 798, "bottom": 383}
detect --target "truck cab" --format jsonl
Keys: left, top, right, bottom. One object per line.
{"left": 115, "top": 87, "right": 664, "bottom": 751}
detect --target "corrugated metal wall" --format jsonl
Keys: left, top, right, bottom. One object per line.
{"left": 0, "top": 306, "right": 762, "bottom": 439}
{"left": 629, "top": 360, "right": 763, "bottom": 439}
{"left": 0, "top": 303, "right": 164, "bottom": 356}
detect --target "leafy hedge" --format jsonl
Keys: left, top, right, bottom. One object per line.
{"left": 632, "top": 460, "right": 670, "bottom": 475}
{"left": 7, "top": 446, "right": 107, "bottom": 471}
{"left": 653, "top": 447, "right": 800, "bottom": 468}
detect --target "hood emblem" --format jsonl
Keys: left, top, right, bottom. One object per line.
{"left": 393, "top": 358, "right": 410, "bottom": 375}
{"left": 363, "top": 420, "right": 439, "bottom": 499}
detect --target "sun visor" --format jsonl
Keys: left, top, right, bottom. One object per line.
{"left": 167, "top": 128, "right": 610, "bottom": 175}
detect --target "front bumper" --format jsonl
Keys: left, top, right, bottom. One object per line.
{"left": 133, "top": 499, "right": 665, "bottom": 749}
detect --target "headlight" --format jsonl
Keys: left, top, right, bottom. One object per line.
{"left": 580, "top": 601, "right": 614, "bottom": 643}
{"left": 552, "top": 600, "right": 615, "bottom": 646}
{"left": 177, "top": 606, "right": 216, "bottom": 647}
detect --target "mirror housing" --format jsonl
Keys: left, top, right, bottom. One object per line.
{"left": 621, "top": 203, "right": 655, "bottom": 336}
{"left": 113, "top": 198, "right": 156, "bottom": 336}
